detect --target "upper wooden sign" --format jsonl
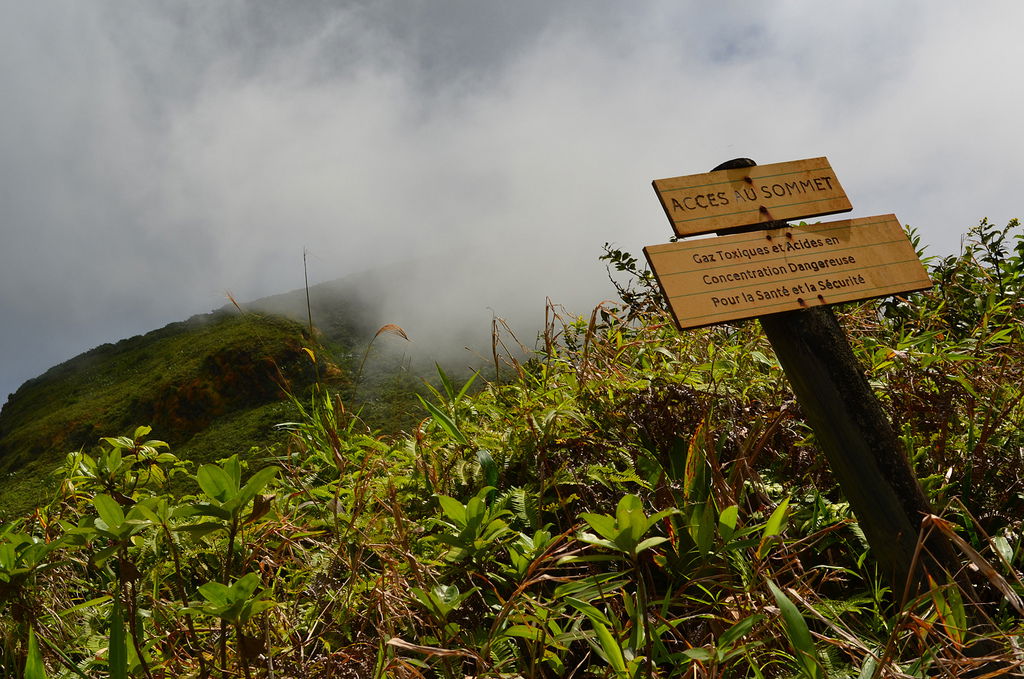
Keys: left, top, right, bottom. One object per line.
{"left": 653, "top": 157, "right": 853, "bottom": 236}
{"left": 644, "top": 214, "right": 932, "bottom": 329}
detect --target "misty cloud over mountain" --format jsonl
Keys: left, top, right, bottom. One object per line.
{"left": 2, "top": 1, "right": 1023, "bottom": 402}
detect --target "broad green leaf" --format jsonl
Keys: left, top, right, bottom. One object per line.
{"left": 414, "top": 584, "right": 475, "bottom": 618}
{"left": 615, "top": 494, "right": 643, "bottom": 534}
{"left": 223, "top": 465, "right": 278, "bottom": 515}
{"left": 93, "top": 494, "right": 125, "bottom": 530}
{"left": 993, "top": 535, "right": 1013, "bottom": 565}
{"left": 502, "top": 624, "right": 545, "bottom": 642}
{"left": 436, "top": 495, "right": 467, "bottom": 527}
{"left": 579, "top": 512, "right": 619, "bottom": 543}
{"left": 479, "top": 517, "right": 508, "bottom": 543}
{"left": 170, "top": 503, "right": 203, "bottom": 519}
{"left": 124, "top": 505, "right": 150, "bottom": 523}
{"left": 465, "top": 496, "right": 486, "bottom": 529}
{"left": 198, "top": 581, "right": 232, "bottom": 604}
{"left": 131, "top": 503, "right": 160, "bottom": 523}
{"left": 409, "top": 586, "right": 433, "bottom": 610}
{"left": 645, "top": 508, "right": 679, "bottom": 532}
{"left": 695, "top": 501, "right": 716, "bottom": 556}
{"left": 0, "top": 542, "right": 16, "bottom": 570}
{"left": 104, "top": 447, "right": 123, "bottom": 473}
{"left": 205, "top": 600, "right": 245, "bottom": 621}
{"left": 91, "top": 544, "right": 119, "bottom": 567}
{"left": 433, "top": 584, "right": 461, "bottom": 606}
{"left": 224, "top": 455, "right": 242, "bottom": 493}
{"left": 197, "top": 465, "right": 234, "bottom": 504}
{"left": 634, "top": 536, "right": 668, "bottom": 555}
{"left": 718, "top": 504, "right": 739, "bottom": 541}
{"left": 762, "top": 497, "right": 790, "bottom": 539}
{"left": 181, "top": 506, "right": 232, "bottom": 523}
{"left": 229, "top": 572, "right": 262, "bottom": 600}
{"left": 576, "top": 532, "right": 617, "bottom": 551}
{"left": 682, "top": 647, "right": 714, "bottom": 661}
{"left": 242, "top": 598, "right": 275, "bottom": 620}
{"left": 750, "top": 350, "right": 779, "bottom": 369}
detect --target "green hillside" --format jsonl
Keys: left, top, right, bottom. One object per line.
{"left": 0, "top": 311, "right": 336, "bottom": 516}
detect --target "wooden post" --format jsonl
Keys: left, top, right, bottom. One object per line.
{"left": 761, "top": 308, "right": 932, "bottom": 585}
{"left": 709, "top": 158, "right": 952, "bottom": 592}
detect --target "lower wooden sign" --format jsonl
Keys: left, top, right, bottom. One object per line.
{"left": 644, "top": 214, "right": 932, "bottom": 329}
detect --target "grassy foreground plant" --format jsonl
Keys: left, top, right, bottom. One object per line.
{"left": 0, "top": 219, "right": 1021, "bottom": 677}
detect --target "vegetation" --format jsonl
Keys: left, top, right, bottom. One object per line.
{"left": 0, "top": 218, "right": 1022, "bottom": 677}
{"left": 0, "top": 282, "right": 430, "bottom": 517}
{"left": 0, "top": 312, "right": 332, "bottom": 518}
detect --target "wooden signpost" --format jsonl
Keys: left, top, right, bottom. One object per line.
{"left": 644, "top": 157, "right": 955, "bottom": 593}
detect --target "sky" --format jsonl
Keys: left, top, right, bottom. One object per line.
{"left": 2, "top": 1, "right": 1024, "bottom": 404}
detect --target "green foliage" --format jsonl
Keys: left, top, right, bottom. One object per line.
{"left": 188, "top": 572, "right": 275, "bottom": 625}
{"left": 871, "top": 219, "right": 1024, "bottom": 521}
{"left": 0, "top": 218, "right": 1021, "bottom": 677}
{"left": 56, "top": 426, "right": 186, "bottom": 504}
{"left": 578, "top": 494, "right": 676, "bottom": 560}
{"left": 0, "top": 530, "right": 58, "bottom": 598}
{"left": 193, "top": 454, "right": 278, "bottom": 520}
{"left": 432, "top": 486, "right": 512, "bottom": 563}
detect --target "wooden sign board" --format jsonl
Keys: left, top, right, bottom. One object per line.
{"left": 653, "top": 157, "right": 853, "bottom": 237}
{"left": 644, "top": 214, "right": 932, "bottom": 329}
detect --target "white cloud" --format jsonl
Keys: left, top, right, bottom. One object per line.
{"left": 2, "top": 2, "right": 1023, "bottom": 399}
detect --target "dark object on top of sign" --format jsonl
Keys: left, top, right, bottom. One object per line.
{"left": 712, "top": 158, "right": 757, "bottom": 172}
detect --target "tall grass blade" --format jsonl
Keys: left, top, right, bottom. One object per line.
{"left": 924, "top": 513, "right": 1024, "bottom": 616}
{"left": 767, "top": 579, "right": 824, "bottom": 679}
{"left": 417, "top": 396, "right": 469, "bottom": 446}
{"left": 108, "top": 599, "right": 128, "bottom": 679}
{"left": 25, "top": 628, "right": 48, "bottom": 679}
{"left": 758, "top": 496, "right": 790, "bottom": 559}
{"left": 683, "top": 422, "right": 708, "bottom": 503}
{"left": 477, "top": 449, "right": 498, "bottom": 487}
{"left": 592, "top": 620, "right": 627, "bottom": 675}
